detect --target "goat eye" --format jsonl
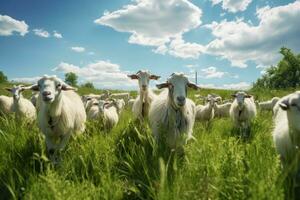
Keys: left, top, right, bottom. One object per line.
{"left": 56, "top": 84, "right": 61, "bottom": 88}
{"left": 291, "top": 103, "right": 297, "bottom": 107}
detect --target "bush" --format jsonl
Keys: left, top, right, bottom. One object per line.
{"left": 0, "top": 71, "right": 8, "bottom": 83}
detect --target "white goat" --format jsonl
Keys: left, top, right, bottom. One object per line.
{"left": 273, "top": 91, "right": 300, "bottom": 170}
{"left": 27, "top": 75, "right": 86, "bottom": 162}
{"left": 214, "top": 102, "right": 232, "bottom": 118}
{"left": 0, "top": 95, "right": 13, "bottom": 115}
{"left": 128, "top": 70, "right": 160, "bottom": 120}
{"left": 6, "top": 85, "right": 36, "bottom": 121}
{"left": 230, "top": 91, "right": 257, "bottom": 133}
{"left": 113, "top": 98, "right": 125, "bottom": 114}
{"left": 149, "top": 72, "right": 199, "bottom": 148}
{"left": 195, "top": 96, "right": 215, "bottom": 122}
{"left": 98, "top": 100, "right": 119, "bottom": 130}
{"left": 87, "top": 98, "right": 100, "bottom": 120}
{"left": 128, "top": 98, "right": 135, "bottom": 109}
{"left": 258, "top": 97, "right": 280, "bottom": 111}
{"left": 109, "top": 93, "right": 130, "bottom": 103}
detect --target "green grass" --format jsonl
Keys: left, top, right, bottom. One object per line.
{"left": 0, "top": 83, "right": 294, "bottom": 199}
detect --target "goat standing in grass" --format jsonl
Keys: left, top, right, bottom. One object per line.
{"left": 230, "top": 91, "right": 257, "bottom": 137}
{"left": 6, "top": 85, "right": 36, "bottom": 122}
{"left": 0, "top": 95, "right": 13, "bottom": 115}
{"left": 149, "top": 72, "right": 199, "bottom": 148}
{"left": 27, "top": 75, "right": 86, "bottom": 163}
{"left": 128, "top": 70, "right": 160, "bottom": 120}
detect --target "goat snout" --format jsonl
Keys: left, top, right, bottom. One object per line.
{"left": 142, "top": 85, "right": 147, "bottom": 90}
{"left": 42, "top": 91, "right": 51, "bottom": 97}
{"left": 177, "top": 96, "right": 186, "bottom": 106}
{"left": 42, "top": 91, "right": 53, "bottom": 102}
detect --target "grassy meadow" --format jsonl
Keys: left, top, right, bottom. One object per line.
{"left": 0, "top": 83, "right": 298, "bottom": 199}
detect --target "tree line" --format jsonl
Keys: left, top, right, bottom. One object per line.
{"left": 253, "top": 47, "right": 300, "bottom": 89}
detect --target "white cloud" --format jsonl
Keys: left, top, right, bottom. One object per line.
{"left": 33, "top": 29, "right": 50, "bottom": 38}
{"left": 95, "top": 0, "right": 204, "bottom": 59}
{"left": 53, "top": 31, "right": 62, "bottom": 38}
{"left": 198, "top": 81, "right": 250, "bottom": 90}
{"left": 11, "top": 76, "right": 41, "bottom": 83}
{"left": 52, "top": 61, "right": 136, "bottom": 89}
{"left": 198, "top": 66, "right": 239, "bottom": 79}
{"left": 222, "top": 82, "right": 251, "bottom": 90}
{"left": 71, "top": 46, "right": 85, "bottom": 53}
{"left": 200, "top": 66, "right": 225, "bottom": 79}
{"left": 0, "top": 15, "right": 29, "bottom": 36}
{"left": 205, "top": 1, "right": 300, "bottom": 68}
{"left": 211, "top": 0, "right": 252, "bottom": 13}
{"left": 88, "top": 51, "right": 95, "bottom": 55}
{"left": 168, "top": 36, "right": 205, "bottom": 59}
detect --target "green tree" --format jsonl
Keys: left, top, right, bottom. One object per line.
{"left": 0, "top": 71, "right": 8, "bottom": 83}
{"left": 82, "top": 82, "right": 94, "bottom": 89}
{"left": 65, "top": 72, "right": 78, "bottom": 86}
{"left": 253, "top": 47, "right": 300, "bottom": 89}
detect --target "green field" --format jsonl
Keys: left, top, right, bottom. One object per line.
{"left": 0, "top": 83, "right": 298, "bottom": 199}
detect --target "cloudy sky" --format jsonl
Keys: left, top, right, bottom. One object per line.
{"left": 0, "top": 0, "right": 299, "bottom": 90}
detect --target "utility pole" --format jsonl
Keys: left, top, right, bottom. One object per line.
{"left": 195, "top": 70, "right": 198, "bottom": 85}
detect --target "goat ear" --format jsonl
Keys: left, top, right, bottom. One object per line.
{"left": 61, "top": 84, "right": 77, "bottom": 91}
{"left": 245, "top": 94, "right": 252, "bottom": 98}
{"left": 127, "top": 74, "right": 139, "bottom": 79}
{"left": 150, "top": 75, "right": 160, "bottom": 80}
{"left": 187, "top": 82, "right": 200, "bottom": 90}
{"left": 156, "top": 82, "right": 170, "bottom": 89}
{"left": 26, "top": 84, "right": 39, "bottom": 91}
{"left": 231, "top": 94, "right": 237, "bottom": 98}
{"left": 279, "top": 99, "right": 289, "bottom": 110}
{"left": 5, "top": 88, "right": 12, "bottom": 92}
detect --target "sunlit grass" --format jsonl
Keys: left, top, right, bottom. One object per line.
{"left": 0, "top": 84, "right": 293, "bottom": 199}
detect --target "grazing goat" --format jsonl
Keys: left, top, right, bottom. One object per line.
{"left": 149, "top": 72, "right": 199, "bottom": 148}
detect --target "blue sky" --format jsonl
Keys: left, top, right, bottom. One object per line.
{"left": 0, "top": 0, "right": 299, "bottom": 90}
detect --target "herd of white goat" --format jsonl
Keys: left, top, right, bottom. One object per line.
{"left": 0, "top": 70, "right": 300, "bottom": 179}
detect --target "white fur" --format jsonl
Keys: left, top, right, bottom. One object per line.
{"left": 87, "top": 98, "right": 100, "bottom": 120}
{"left": 195, "top": 97, "right": 215, "bottom": 121}
{"left": 214, "top": 102, "right": 232, "bottom": 118}
{"left": 258, "top": 97, "right": 280, "bottom": 111}
{"left": 98, "top": 100, "right": 119, "bottom": 130}
{"left": 0, "top": 95, "right": 13, "bottom": 115}
{"left": 128, "top": 98, "right": 135, "bottom": 109}
{"left": 230, "top": 91, "right": 257, "bottom": 129}
{"left": 114, "top": 99, "right": 125, "bottom": 114}
{"left": 29, "top": 75, "right": 86, "bottom": 161}
{"left": 109, "top": 93, "right": 130, "bottom": 103}
{"left": 132, "top": 90, "right": 157, "bottom": 119}
{"left": 272, "top": 91, "right": 300, "bottom": 168}
{"left": 8, "top": 85, "right": 36, "bottom": 121}
{"left": 149, "top": 73, "right": 198, "bottom": 148}
{"left": 129, "top": 70, "right": 159, "bottom": 120}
